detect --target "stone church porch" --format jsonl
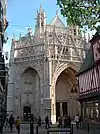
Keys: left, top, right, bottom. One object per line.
{"left": 51, "top": 66, "right": 80, "bottom": 123}
{"left": 7, "top": 5, "right": 85, "bottom": 124}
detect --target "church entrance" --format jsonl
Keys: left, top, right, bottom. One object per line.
{"left": 62, "top": 102, "right": 67, "bottom": 116}
{"left": 22, "top": 67, "right": 40, "bottom": 120}
{"left": 23, "top": 106, "right": 31, "bottom": 121}
{"left": 56, "top": 102, "right": 68, "bottom": 121}
{"left": 55, "top": 67, "right": 79, "bottom": 121}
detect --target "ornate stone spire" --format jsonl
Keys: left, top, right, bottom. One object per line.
{"left": 27, "top": 27, "right": 32, "bottom": 36}
{"left": 37, "top": 9, "right": 38, "bottom": 14}
{"left": 35, "top": 5, "right": 46, "bottom": 35}
{"left": 19, "top": 33, "right": 21, "bottom": 40}
{"left": 39, "top": 4, "right": 43, "bottom": 12}
{"left": 13, "top": 32, "right": 15, "bottom": 40}
{"left": 56, "top": 10, "right": 58, "bottom": 16}
{"left": 51, "top": 10, "right": 65, "bottom": 28}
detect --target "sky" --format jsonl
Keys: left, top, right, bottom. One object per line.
{"left": 3, "top": 0, "right": 66, "bottom": 61}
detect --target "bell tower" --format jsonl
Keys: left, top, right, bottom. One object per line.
{"left": 35, "top": 5, "right": 46, "bottom": 35}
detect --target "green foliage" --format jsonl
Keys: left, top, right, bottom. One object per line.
{"left": 57, "top": 0, "right": 100, "bottom": 32}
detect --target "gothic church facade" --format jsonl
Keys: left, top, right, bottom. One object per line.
{"left": 7, "top": 6, "right": 88, "bottom": 123}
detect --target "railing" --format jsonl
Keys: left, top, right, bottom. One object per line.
{"left": 50, "top": 54, "right": 82, "bottom": 62}
{"left": 47, "top": 124, "right": 73, "bottom": 134}
{"left": 14, "top": 54, "right": 44, "bottom": 62}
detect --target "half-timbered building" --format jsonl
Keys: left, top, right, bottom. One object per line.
{"left": 77, "top": 32, "right": 100, "bottom": 121}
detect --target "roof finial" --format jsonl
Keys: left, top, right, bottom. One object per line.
{"left": 37, "top": 9, "right": 38, "bottom": 14}
{"left": 27, "top": 27, "right": 32, "bottom": 36}
{"left": 19, "top": 33, "right": 21, "bottom": 39}
{"left": 13, "top": 32, "right": 15, "bottom": 40}
{"left": 56, "top": 10, "right": 58, "bottom": 16}
{"left": 40, "top": 4, "right": 43, "bottom": 12}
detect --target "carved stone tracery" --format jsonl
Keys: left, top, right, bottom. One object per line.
{"left": 7, "top": 6, "right": 88, "bottom": 123}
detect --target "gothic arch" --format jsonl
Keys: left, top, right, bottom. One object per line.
{"left": 52, "top": 62, "right": 79, "bottom": 86}
{"left": 20, "top": 66, "right": 41, "bottom": 118}
{"left": 19, "top": 64, "right": 41, "bottom": 78}
{"left": 51, "top": 62, "right": 79, "bottom": 123}
{"left": 21, "top": 67, "right": 39, "bottom": 77}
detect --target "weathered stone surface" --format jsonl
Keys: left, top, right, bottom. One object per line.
{"left": 7, "top": 6, "right": 88, "bottom": 123}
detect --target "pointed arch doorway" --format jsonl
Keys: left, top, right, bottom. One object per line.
{"left": 55, "top": 67, "right": 79, "bottom": 121}
{"left": 21, "top": 67, "right": 40, "bottom": 121}
{"left": 23, "top": 106, "right": 31, "bottom": 121}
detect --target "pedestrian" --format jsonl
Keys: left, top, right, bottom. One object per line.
{"left": 4, "top": 114, "right": 9, "bottom": 130}
{"left": 67, "top": 116, "right": 71, "bottom": 128}
{"left": 58, "top": 116, "right": 63, "bottom": 127}
{"left": 9, "top": 114, "right": 15, "bottom": 132}
{"left": 15, "top": 116, "right": 21, "bottom": 134}
{"left": 45, "top": 116, "right": 49, "bottom": 129}
{"left": 79, "top": 115, "right": 82, "bottom": 128}
{"left": 75, "top": 114, "right": 79, "bottom": 129}
{"left": 64, "top": 115, "right": 68, "bottom": 128}
{"left": 38, "top": 116, "right": 41, "bottom": 127}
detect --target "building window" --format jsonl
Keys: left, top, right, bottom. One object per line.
{"left": 82, "top": 100, "right": 100, "bottom": 121}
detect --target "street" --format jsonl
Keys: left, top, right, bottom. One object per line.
{"left": 2, "top": 123, "right": 100, "bottom": 134}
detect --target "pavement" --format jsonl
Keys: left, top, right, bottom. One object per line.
{"left": 2, "top": 122, "right": 100, "bottom": 134}
{"left": 3, "top": 126, "right": 17, "bottom": 134}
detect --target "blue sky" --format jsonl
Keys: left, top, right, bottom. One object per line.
{"left": 3, "top": 0, "right": 66, "bottom": 58}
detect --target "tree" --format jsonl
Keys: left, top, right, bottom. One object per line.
{"left": 57, "top": 0, "right": 100, "bottom": 32}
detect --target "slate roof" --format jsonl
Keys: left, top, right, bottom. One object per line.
{"left": 78, "top": 46, "right": 94, "bottom": 75}
{"left": 51, "top": 14, "right": 65, "bottom": 28}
